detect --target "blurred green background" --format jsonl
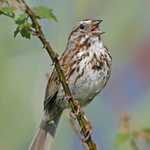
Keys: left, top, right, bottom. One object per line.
{"left": 0, "top": 0, "right": 150, "bottom": 150}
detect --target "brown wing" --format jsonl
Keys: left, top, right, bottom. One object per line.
{"left": 44, "top": 44, "right": 80, "bottom": 111}
{"left": 44, "top": 50, "right": 72, "bottom": 111}
{"left": 44, "top": 69, "right": 60, "bottom": 111}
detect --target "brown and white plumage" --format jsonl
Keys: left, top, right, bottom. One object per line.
{"left": 29, "top": 19, "right": 112, "bottom": 150}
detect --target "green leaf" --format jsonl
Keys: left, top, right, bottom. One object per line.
{"left": 32, "top": 6, "right": 57, "bottom": 21}
{"left": 15, "top": 13, "right": 28, "bottom": 25}
{"left": 115, "top": 133, "right": 130, "bottom": 145}
{"left": 0, "top": 7, "right": 15, "bottom": 18}
{"left": 20, "top": 29, "right": 31, "bottom": 39}
{"left": 14, "top": 23, "right": 32, "bottom": 39}
{"left": 14, "top": 26, "right": 20, "bottom": 38}
{"left": 20, "top": 23, "right": 32, "bottom": 39}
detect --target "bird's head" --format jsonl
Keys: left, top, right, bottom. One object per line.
{"left": 68, "top": 19, "right": 104, "bottom": 45}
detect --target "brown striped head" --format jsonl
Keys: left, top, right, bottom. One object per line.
{"left": 68, "top": 19, "right": 103, "bottom": 41}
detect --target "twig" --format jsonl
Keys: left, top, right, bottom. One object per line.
{"left": 119, "top": 113, "right": 139, "bottom": 150}
{"left": 18, "top": 0, "right": 97, "bottom": 149}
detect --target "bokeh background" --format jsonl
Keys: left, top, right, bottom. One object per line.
{"left": 0, "top": 0, "right": 150, "bottom": 150}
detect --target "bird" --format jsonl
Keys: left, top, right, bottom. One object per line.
{"left": 29, "top": 19, "right": 112, "bottom": 150}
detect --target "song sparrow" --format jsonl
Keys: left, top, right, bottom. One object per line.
{"left": 30, "top": 19, "right": 112, "bottom": 150}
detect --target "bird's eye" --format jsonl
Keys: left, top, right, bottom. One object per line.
{"left": 79, "top": 24, "right": 85, "bottom": 30}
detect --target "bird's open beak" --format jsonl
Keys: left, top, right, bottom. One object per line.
{"left": 91, "top": 20, "right": 105, "bottom": 35}
{"left": 91, "top": 20, "right": 103, "bottom": 31}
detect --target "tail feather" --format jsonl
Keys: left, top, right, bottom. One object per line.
{"left": 29, "top": 128, "right": 50, "bottom": 150}
{"left": 29, "top": 111, "right": 62, "bottom": 150}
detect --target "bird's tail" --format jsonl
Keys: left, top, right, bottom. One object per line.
{"left": 29, "top": 110, "right": 62, "bottom": 150}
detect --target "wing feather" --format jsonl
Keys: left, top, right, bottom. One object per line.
{"left": 44, "top": 69, "right": 60, "bottom": 111}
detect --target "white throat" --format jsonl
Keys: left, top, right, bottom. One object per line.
{"left": 89, "top": 36, "right": 104, "bottom": 49}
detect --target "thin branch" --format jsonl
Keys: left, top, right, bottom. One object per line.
{"left": 18, "top": 0, "right": 97, "bottom": 149}
{"left": 119, "top": 113, "right": 139, "bottom": 150}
